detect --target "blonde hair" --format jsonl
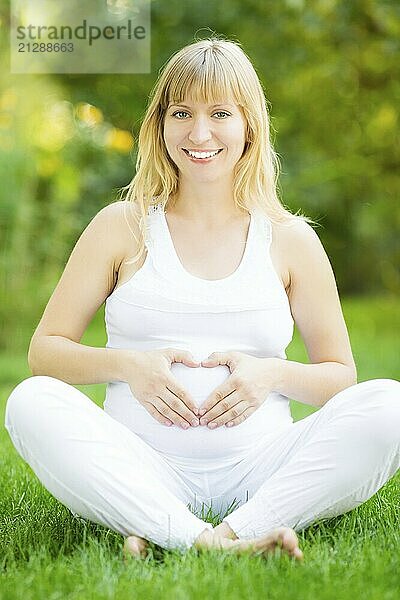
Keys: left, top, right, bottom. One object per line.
{"left": 118, "top": 35, "right": 316, "bottom": 266}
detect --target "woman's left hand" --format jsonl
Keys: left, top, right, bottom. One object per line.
{"left": 198, "top": 351, "right": 279, "bottom": 428}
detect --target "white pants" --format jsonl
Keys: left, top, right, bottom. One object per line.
{"left": 4, "top": 375, "right": 400, "bottom": 551}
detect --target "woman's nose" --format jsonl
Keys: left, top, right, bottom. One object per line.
{"left": 188, "top": 117, "right": 213, "bottom": 145}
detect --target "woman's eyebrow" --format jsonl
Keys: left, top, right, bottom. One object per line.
{"left": 169, "top": 103, "right": 235, "bottom": 109}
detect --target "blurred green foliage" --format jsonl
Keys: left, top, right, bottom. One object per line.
{"left": 0, "top": 0, "right": 399, "bottom": 351}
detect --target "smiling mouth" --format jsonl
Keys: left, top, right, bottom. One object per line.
{"left": 182, "top": 148, "right": 224, "bottom": 160}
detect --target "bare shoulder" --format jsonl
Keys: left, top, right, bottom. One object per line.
{"left": 270, "top": 218, "right": 325, "bottom": 293}
{"left": 272, "top": 218, "right": 356, "bottom": 374}
{"left": 29, "top": 201, "right": 142, "bottom": 344}
{"left": 98, "top": 199, "right": 139, "bottom": 229}
{"left": 98, "top": 200, "right": 141, "bottom": 268}
{"left": 272, "top": 217, "right": 320, "bottom": 248}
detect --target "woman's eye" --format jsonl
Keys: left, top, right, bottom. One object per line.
{"left": 172, "top": 111, "right": 189, "bottom": 119}
{"left": 171, "top": 111, "right": 231, "bottom": 119}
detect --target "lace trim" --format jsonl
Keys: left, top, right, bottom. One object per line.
{"left": 147, "top": 202, "right": 164, "bottom": 214}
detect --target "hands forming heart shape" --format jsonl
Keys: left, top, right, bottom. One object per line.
{"left": 125, "top": 347, "right": 280, "bottom": 430}
{"left": 172, "top": 351, "right": 279, "bottom": 429}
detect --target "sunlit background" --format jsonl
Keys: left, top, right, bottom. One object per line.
{"left": 0, "top": 1, "right": 399, "bottom": 403}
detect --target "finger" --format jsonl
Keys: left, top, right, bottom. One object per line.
{"left": 199, "top": 391, "right": 242, "bottom": 424}
{"left": 167, "top": 349, "right": 201, "bottom": 368}
{"left": 163, "top": 389, "right": 200, "bottom": 427}
{"left": 166, "top": 381, "right": 200, "bottom": 417}
{"left": 205, "top": 400, "right": 250, "bottom": 428}
{"left": 150, "top": 396, "right": 194, "bottom": 429}
{"left": 201, "top": 352, "right": 230, "bottom": 368}
{"left": 201, "top": 355, "right": 224, "bottom": 368}
{"left": 224, "top": 406, "right": 258, "bottom": 428}
{"left": 198, "top": 381, "right": 237, "bottom": 417}
{"left": 143, "top": 402, "right": 173, "bottom": 427}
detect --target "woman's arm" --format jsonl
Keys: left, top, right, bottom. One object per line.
{"left": 272, "top": 359, "right": 356, "bottom": 408}
{"left": 272, "top": 220, "right": 357, "bottom": 408}
{"left": 28, "top": 201, "right": 136, "bottom": 385}
{"left": 29, "top": 335, "right": 136, "bottom": 385}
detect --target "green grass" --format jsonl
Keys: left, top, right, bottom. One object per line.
{"left": 0, "top": 295, "right": 399, "bottom": 599}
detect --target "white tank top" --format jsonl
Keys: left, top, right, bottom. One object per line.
{"left": 104, "top": 202, "right": 294, "bottom": 469}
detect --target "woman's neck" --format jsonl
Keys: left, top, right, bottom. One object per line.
{"left": 168, "top": 189, "right": 246, "bottom": 227}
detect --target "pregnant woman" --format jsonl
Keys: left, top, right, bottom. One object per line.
{"left": 5, "top": 37, "right": 400, "bottom": 561}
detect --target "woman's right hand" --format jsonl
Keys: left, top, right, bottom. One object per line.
{"left": 121, "top": 348, "right": 201, "bottom": 428}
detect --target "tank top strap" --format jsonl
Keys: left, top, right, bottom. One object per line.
{"left": 251, "top": 206, "right": 273, "bottom": 250}
{"left": 143, "top": 202, "right": 163, "bottom": 254}
{"left": 144, "top": 203, "right": 174, "bottom": 276}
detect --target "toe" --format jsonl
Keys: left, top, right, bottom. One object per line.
{"left": 279, "top": 529, "right": 303, "bottom": 560}
{"left": 268, "top": 527, "right": 303, "bottom": 560}
{"left": 293, "top": 547, "right": 304, "bottom": 560}
{"left": 279, "top": 528, "right": 298, "bottom": 549}
{"left": 123, "top": 536, "right": 147, "bottom": 559}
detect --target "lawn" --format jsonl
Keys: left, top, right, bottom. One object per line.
{"left": 0, "top": 295, "right": 399, "bottom": 600}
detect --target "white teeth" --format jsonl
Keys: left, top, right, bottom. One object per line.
{"left": 186, "top": 149, "right": 220, "bottom": 159}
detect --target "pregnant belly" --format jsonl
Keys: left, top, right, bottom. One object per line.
{"left": 104, "top": 362, "right": 290, "bottom": 463}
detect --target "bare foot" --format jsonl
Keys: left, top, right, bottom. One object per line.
{"left": 193, "top": 526, "right": 304, "bottom": 561}
{"left": 123, "top": 535, "right": 150, "bottom": 560}
{"left": 123, "top": 523, "right": 236, "bottom": 560}
{"left": 213, "top": 521, "right": 238, "bottom": 540}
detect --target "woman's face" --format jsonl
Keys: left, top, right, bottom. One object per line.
{"left": 163, "top": 97, "right": 247, "bottom": 181}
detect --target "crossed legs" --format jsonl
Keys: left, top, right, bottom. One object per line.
{"left": 4, "top": 376, "right": 213, "bottom": 551}
{"left": 222, "top": 379, "right": 400, "bottom": 538}
{"left": 5, "top": 376, "right": 399, "bottom": 558}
